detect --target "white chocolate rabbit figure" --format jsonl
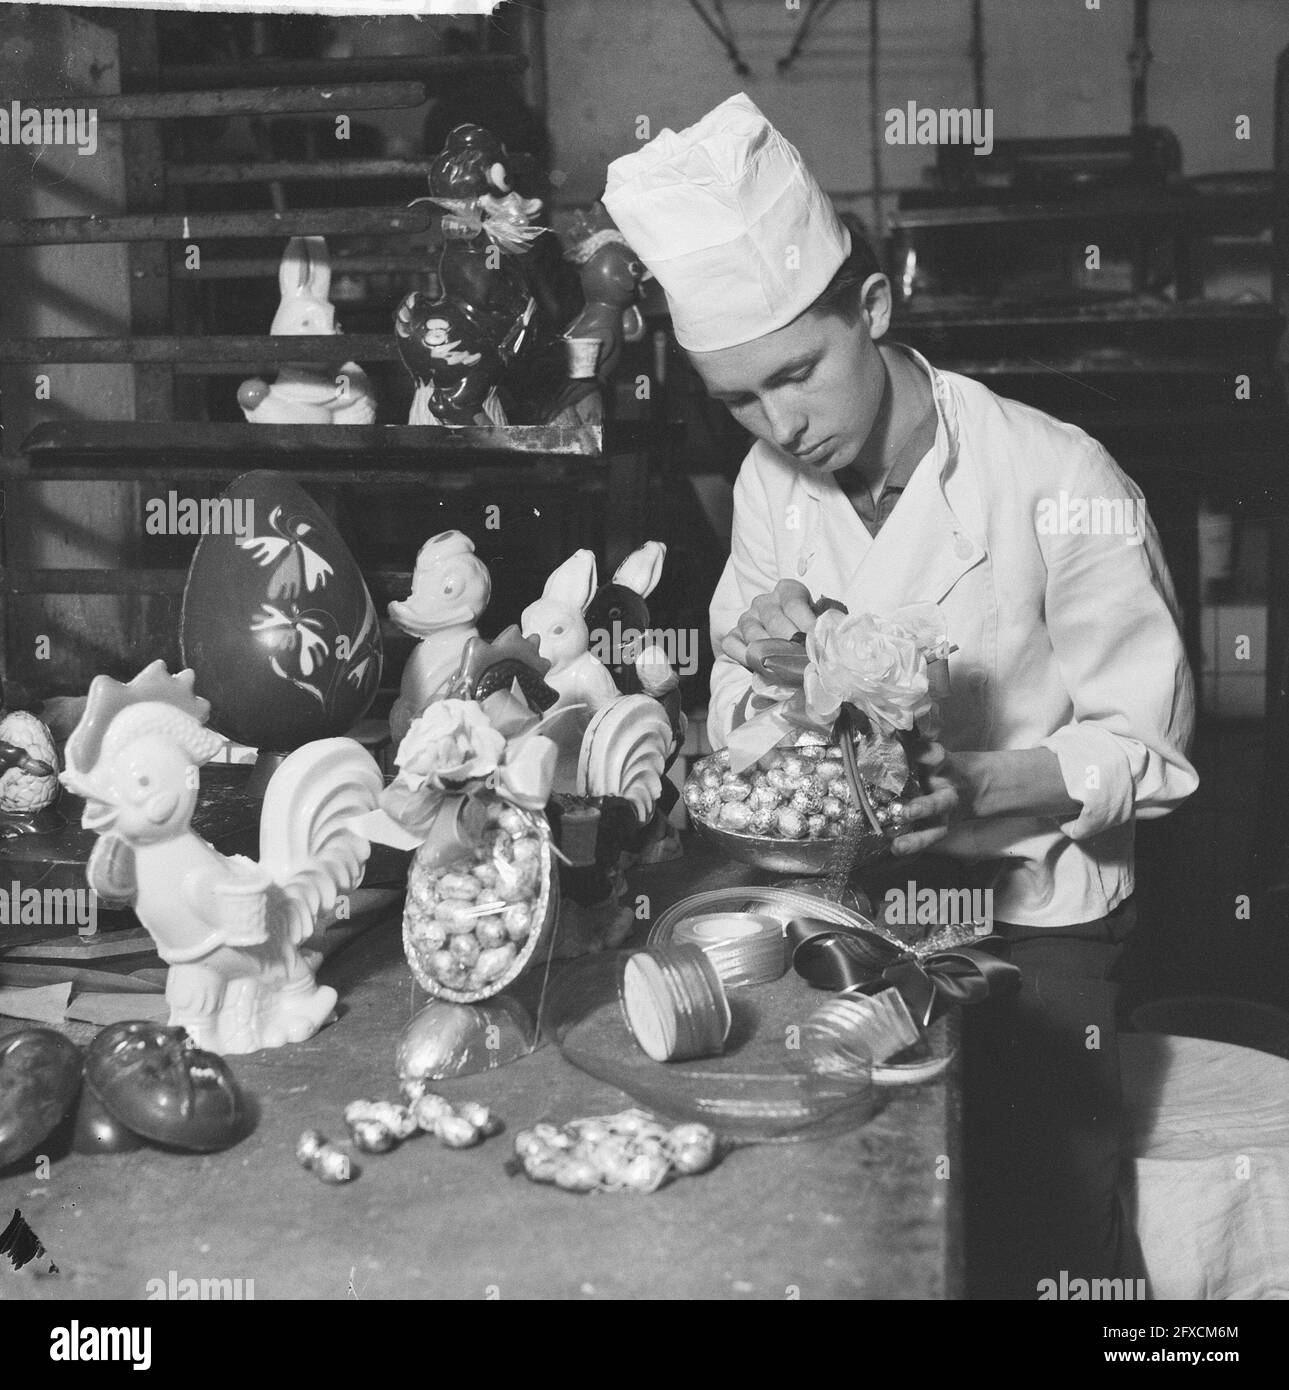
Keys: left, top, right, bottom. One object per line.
{"left": 522, "top": 550, "right": 621, "bottom": 712}
{"left": 238, "top": 236, "right": 377, "bottom": 425}
{"left": 521, "top": 550, "right": 621, "bottom": 793}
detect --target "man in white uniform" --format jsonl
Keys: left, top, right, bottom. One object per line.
{"left": 605, "top": 94, "right": 1198, "bottom": 1298}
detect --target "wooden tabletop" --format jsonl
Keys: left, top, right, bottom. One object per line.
{"left": 0, "top": 842, "right": 962, "bottom": 1301}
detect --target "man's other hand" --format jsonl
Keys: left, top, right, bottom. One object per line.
{"left": 721, "top": 579, "right": 819, "bottom": 668}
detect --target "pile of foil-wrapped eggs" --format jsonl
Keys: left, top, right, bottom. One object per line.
{"left": 512, "top": 1109, "right": 717, "bottom": 1194}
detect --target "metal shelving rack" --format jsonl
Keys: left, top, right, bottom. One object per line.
{"left": 0, "top": 11, "right": 657, "bottom": 707}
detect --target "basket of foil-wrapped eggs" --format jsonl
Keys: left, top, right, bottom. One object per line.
{"left": 684, "top": 604, "right": 951, "bottom": 877}
{"left": 356, "top": 692, "right": 563, "bottom": 1003}
{"left": 401, "top": 794, "right": 558, "bottom": 1002}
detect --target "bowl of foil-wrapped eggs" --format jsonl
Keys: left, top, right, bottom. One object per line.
{"left": 682, "top": 731, "right": 898, "bottom": 875}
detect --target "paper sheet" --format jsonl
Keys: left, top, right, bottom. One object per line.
{"left": 0, "top": 981, "right": 72, "bottom": 1025}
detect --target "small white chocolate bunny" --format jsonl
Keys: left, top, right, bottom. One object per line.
{"left": 521, "top": 550, "right": 622, "bottom": 796}
{"left": 521, "top": 550, "right": 622, "bottom": 713}
{"left": 238, "top": 236, "right": 377, "bottom": 425}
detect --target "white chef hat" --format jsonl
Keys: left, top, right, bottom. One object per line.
{"left": 603, "top": 93, "right": 851, "bottom": 353}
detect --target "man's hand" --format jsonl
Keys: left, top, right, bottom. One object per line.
{"left": 889, "top": 744, "right": 1081, "bottom": 856}
{"left": 721, "top": 579, "right": 819, "bottom": 669}
{"left": 889, "top": 741, "right": 978, "bottom": 857}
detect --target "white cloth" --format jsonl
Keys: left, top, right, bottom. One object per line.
{"left": 602, "top": 93, "right": 850, "bottom": 353}
{"left": 708, "top": 348, "right": 1198, "bottom": 927}
{"left": 1123, "top": 1032, "right": 1289, "bottom": 1300}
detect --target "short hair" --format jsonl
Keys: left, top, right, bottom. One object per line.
{"left": 807, "top": 216, "right": 884, "bottom": 324}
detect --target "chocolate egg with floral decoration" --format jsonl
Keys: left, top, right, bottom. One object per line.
{"left": 180, "top": 471, "right": 382, "bottom": 752}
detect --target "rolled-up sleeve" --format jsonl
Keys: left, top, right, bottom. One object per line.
{"left": 1036, "top": 443, "right": 1199, "bottom": 841}
{"left": 708, "top": 455, "right": 782, "bottom": 748}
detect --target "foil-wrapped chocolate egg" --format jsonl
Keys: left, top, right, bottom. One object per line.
{"left": 790, "top": 788, "right": 823, "bottom": 815}
{"left": 794, "top": 731, "right": 829, "bottom": 750}
{"left": 396, "top": 997, "right": 536, "bottom": 1082}
{"left": 669, "top": 1123, "right": 718, "bottom": 1174}
{"left": 717, "top": 801, "right": 754, "bottom": 831}
{"left": 694, "top": 789, "right": 720, "bottom": 819}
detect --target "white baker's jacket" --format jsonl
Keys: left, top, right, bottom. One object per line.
{"left": 708, "top": 348, "right": 1199, "bottom": 927}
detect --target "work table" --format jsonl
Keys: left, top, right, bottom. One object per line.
{"left": 0, "top": 842, "right": 961, "bottom": 1301}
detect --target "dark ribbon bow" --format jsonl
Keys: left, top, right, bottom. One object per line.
{"left": 787, "top": 916, "right": 1021, "bottom": 1029}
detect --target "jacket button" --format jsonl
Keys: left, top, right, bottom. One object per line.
{"left": 953, "top": 535, "right": 973, "bottom": 560}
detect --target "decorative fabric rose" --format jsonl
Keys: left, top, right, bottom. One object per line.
{"left": 395, "top": 699, "right": 507, "bottom": 790}
{"left": 803, "top": 611, "right": 934, "bottom": 733}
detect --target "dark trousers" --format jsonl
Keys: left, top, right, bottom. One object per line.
{"left": 962, "top": 900, "right": 1145, "bottom": 1300}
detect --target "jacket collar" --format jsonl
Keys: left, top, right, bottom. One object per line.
{"left": 794, "top": 344, "right": 986, "bottom": 609}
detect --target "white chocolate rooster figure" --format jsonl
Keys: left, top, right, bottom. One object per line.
{"left": 60, "top": 661, "right": 382, "bottom": 1055}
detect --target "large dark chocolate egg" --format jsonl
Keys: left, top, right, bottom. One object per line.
{"left": 180, "top": 471, "right": 382, "bottom": 751}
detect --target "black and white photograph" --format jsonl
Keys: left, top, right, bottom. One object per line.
{"left": 0, "top": 0, "right": 1286, "bottom": 1333}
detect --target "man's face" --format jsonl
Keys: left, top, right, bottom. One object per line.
{"left": 688, "top": 278, "right": 891, "bottom": 475}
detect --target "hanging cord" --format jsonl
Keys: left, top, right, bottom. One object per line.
{"left": 687, "top": 0, "right": 753, "bottom": 79}
{"left": 777, "top": 0, "right": 842, "bottom": 77}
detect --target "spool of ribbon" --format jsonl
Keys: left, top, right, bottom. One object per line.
{"left": 802, "top": 992, "right": 922, "bottom": 1072}
{"left": 672, "top": 913, "right": 786, "bottom": 988}
{"left": 621, "top": 945, "right": 732, "bottom": 1063}
{"left": 787, "top": 916, "right": 1021, "bottom": 1029}
{"left": 650, "top": 886, "right": 904, "bottom": 954}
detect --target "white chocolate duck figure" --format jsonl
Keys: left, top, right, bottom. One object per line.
{"left": 238, "top": 236, "right": 377, "bottom": 425}
{"left": 60, "top": 662, "right": 382, "bottom": 1055}
{"left": 387, "top": 531, "right": 492, "bottom": 746}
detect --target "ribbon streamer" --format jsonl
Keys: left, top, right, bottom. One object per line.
{"left": 787, "top": 916, "right": 1020, "bottom": 1028}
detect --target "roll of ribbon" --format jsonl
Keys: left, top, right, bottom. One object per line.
{"left": 672, "top": 913, "right": 786, "bottom": 988}
{"left": 650, "top": 886, "right": 906, "bottom": 953}
{"left": 621, "top": 944, "right": 731, "bottom": 1063}
{"left": 802, "top": 990, "right": 921, "bottom": 1071}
